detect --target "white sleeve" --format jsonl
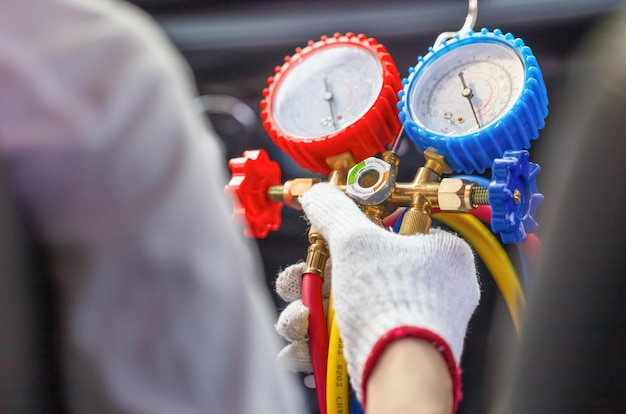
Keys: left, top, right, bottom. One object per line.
{"left": 0, "top": 1, "right": 305, "bottom": 413}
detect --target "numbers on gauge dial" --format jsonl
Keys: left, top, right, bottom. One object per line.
{"left": 272, "top": 45, "right": 383, "bottom": 139}
{"left": 410, "top": 42, "right": 525, "bottom": 136}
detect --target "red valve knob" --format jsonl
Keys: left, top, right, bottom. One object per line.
{"left": 226, "top": 149, "right": 282, "bottom": 238}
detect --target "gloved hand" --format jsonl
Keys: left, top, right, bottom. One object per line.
{"left": 295, "top": 183, "right": 480, "bottom": 407}
{"left": 274, "top": 259, "right": 331, "bottom": 372}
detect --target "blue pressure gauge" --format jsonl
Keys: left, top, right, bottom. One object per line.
{"left": 398, "top": 28, "right": 548, "bottom": 173}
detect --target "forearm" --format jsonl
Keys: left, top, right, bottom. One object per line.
{"left": 366, "top": 339, "right": 453, "bottom": 414}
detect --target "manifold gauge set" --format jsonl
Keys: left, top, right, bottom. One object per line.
{"left": 225, "top": 1, "right": 547, "bottom": 413}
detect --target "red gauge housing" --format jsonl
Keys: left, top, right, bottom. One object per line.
{"left": 260, "top": 33, "right": 402, "bottom": 174}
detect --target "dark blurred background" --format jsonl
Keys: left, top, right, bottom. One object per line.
{"left": 124, "top": 1, "right": 626, "bottom": 412}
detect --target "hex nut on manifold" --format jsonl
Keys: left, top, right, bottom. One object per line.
{"left": 346, "top": 157, "right": 395, "bottom": 205}
{"left": 438, "top": 178, "right": 475, "bottom": 212}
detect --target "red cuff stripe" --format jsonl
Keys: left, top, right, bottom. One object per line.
{"left": 360, "top": 326, "right": 462, "bottom": 413}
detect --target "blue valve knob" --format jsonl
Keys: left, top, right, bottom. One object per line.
{"left": 489, "top": 150, "right": 544, "bottom": 243}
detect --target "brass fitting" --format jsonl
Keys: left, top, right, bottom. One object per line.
{"left": 361, "top": 203, "right": 397, "bottom": 227}
{"left": 438, "top": 178, "right": 477, "bottom": 212}
{"left": 423, "top": 148, "right": 453, "bottom": 176}
{"left": 398, "top": 194, "right": 431, "bottom": 235}
{"left": 305, "top": 227, "right": 329, "bottom": 278}
{"left": 327, "top": 152, "right": 357, "bottom": 187}
{"left": 326, "top": 152, "right": 358, "bottom": 172}
{"left": 279, "top": 178, "right": 320, "bottom": 210}
{"left": 471, "top": 186, "right": 489, "bottom": 206}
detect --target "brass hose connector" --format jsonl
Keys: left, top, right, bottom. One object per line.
{"left": 305, "top": 228, "right": 329, "bottom": 278}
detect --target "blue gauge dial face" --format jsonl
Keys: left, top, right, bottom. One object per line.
{"left": 272, "top": 44, "right": 383, "bottom": 139}
{"left": 409, "top": 41, "right": 524, "bottom": 137}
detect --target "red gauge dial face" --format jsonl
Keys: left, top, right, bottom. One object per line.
{"left": 272, "top": 44, "right": 383, "bottom": 139}
{"left": 261, "top": 33, "right": 402, "bottom": 174}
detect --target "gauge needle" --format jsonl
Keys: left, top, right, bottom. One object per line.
{"left": 323, "top": 77, "right": 338, "bottom": 130}
{"left": 458, "top": 72, "right": 481, "bottom": 128}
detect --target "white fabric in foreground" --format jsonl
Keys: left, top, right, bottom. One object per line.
{"left": 0, "top": 1, "right": 305, "bottom": 413}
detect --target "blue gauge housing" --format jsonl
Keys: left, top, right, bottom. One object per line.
{"left": 398, "top": 28, "right": 548, "bottom": 173}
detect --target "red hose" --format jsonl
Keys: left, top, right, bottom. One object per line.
{"left": 302, "top": 272, "right": 328, "bottom": 414}
{"left": 521, "top": 233, "right": 542, "bottom": 260}
{"left": 467, "top": 204, "right": 492, "bottom": 224}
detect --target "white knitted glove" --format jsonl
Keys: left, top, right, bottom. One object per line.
{"left": 299, "top": 183, "right": 480, "bottom": 407}
{"left": 274, "top": 260, "right": 331, "bottom": 372}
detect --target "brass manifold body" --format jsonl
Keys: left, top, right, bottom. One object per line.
{"left": 267, "top": 149, "right": 492, "bottom": 236}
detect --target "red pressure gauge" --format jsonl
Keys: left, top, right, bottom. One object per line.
{"left": 261, "top": 33, "right": 402, "bottom": 174}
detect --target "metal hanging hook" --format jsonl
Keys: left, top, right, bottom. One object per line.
{"left": 433, "top": 0, "right": 478, "bottom": 50}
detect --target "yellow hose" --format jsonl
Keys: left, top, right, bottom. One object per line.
{"left": 327, "top": 294, "right": 335, "bottom": 335}
{"left": 434, "top": 212, "right": 525, "bottom": 333}
{"left": 326, "top": 294, "right": 349, "bottom": 414}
